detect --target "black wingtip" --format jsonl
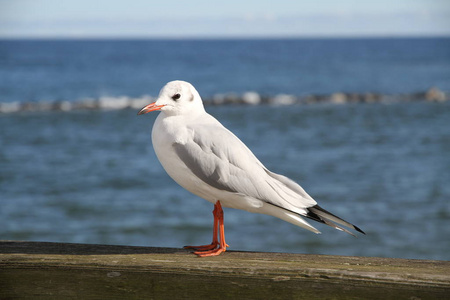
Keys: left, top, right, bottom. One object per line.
{"left": 308, "top": 205, "right": 366, "bottom": 235}
{"left": 354, "top": 225, "right": 366, "bottom": 235}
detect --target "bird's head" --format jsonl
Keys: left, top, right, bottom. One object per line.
{"left": 137, "top": 80, "right": 205, "bottom": 117}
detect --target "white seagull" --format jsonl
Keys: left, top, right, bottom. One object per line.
{"left": 138, "top": 80, "right": 364, "bottom": 257}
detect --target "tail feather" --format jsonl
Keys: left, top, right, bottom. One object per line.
{"left": 321, "top": 218, "right": 357, "bottom": 237}
{"left": 307, "top": 205, "right": 365, "bottom": 235}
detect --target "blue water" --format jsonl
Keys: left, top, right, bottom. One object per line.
{"left": 0, "top": 38, "right": 449, "bottom": 260}
{"left": 1, "top": 38, "right": 449, "bottom": 103}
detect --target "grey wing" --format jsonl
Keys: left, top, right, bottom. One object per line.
{"left": 264, "top": 169, "right": 315, "bottom": 202}
{"left": 173, "top": 124, "right": 317, "bottom": 211}
{"left": 173, "top": 124, "right": 266, "bottom": 196}
{"left": 173, "top": 121, "right": 363, "bottom": 236}
{"left": 173, "top": 141, "right": 235, "bottom": 193}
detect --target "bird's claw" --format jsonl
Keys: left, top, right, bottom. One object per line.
{"left": 184, "top": 243, "right": 219, "bottom": 251}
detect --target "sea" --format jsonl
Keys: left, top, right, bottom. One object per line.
{"left": 0, "top": 38, "right": 449, "bottom": 260}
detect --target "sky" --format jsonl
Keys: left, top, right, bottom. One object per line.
{"left": 0, "top": 0, "right": 449, "bottom": 38}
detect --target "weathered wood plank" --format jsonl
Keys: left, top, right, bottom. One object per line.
{"left": 0, "top": 241, "right": 449, "bottom": 299}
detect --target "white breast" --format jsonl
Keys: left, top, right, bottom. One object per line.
{"left": 151, "top": 113, "right": 217, "bottom": 202}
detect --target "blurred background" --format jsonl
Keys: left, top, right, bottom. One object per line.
{"left": 0, "top": 1, "right": 449, "bottom": 260}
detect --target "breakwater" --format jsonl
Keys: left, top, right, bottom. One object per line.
{"left": 0, "top": 87, "right": 447, "bottom": 114}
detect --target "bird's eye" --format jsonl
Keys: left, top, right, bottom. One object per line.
{"left": 172, "top": 93, "right": 181, "bottom": 101}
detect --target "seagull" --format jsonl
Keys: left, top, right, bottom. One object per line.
{"left": 138, "top": 80, "right": 364, "bottom": 257}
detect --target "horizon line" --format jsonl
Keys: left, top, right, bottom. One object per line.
{"left": 1, "top": 34, "right": 450, "bottom": 41}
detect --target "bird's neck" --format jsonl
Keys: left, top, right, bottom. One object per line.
{"left": 161, "top": 108, "right": 207, "bottom": 123}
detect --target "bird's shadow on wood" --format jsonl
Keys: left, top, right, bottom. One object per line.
{"left": 0, "top": 241, "right": 188, "bottom": 255}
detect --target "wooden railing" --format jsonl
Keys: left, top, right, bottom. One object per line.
{"left": 1, "top": 241, "right": 448, "bottom": 299}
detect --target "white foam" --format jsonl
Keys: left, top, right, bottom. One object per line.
{"left": 98, "top": 96, "right": 130, "bottom": 110}
{"left": 242, "top": 91, "right": 261, "bottom": 105}
{"left": 0, "top": 101, "right": 21, "bottom": 113}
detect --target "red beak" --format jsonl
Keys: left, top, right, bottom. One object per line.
{"left": 137, "top": 102, "right": 165, "bottom": 115}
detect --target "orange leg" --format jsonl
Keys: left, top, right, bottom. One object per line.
{"left": 184, "top": 201, "right": 229, "bottom": 257}
{"left": 184, "top": 203, "right": 220, "bottom": 251}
